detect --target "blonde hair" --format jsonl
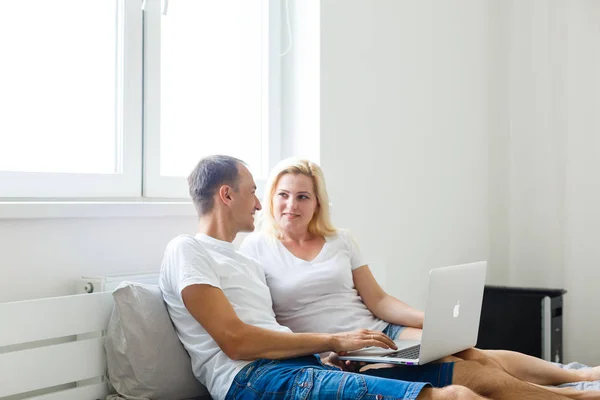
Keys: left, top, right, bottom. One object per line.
{"left": 259, "top": 158, "right": 336, "bottom": 238}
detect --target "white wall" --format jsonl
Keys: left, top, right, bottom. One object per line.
{"left": 487, "top": 0, "right": 511, "bottom": 286}
{"left": 506, "top": 0, "right": 567, "bottom": 290}
{"left": 563, "top": 0, "right": 600, "bottom": 366}
{"left": 504, "top": 0, "right": 600, "bottom": 365}
{"left": 319, "top": 0, "right": 491, "bottom": 309}
{"left": 0, "top": 216, "right": 196, "bottom": 303}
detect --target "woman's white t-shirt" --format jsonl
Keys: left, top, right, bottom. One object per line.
{"left": 239, "top": 230, "right": 388, "bottom": 334}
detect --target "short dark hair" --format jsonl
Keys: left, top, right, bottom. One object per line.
{"left": 188, "top": 155, "right": 244, "bottom": 216}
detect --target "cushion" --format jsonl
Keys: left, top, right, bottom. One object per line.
{"left": 105, "top": 282, "right": 211, "bottom": 400}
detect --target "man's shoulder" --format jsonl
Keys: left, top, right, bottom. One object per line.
{"left": 160, "top": 235, "right": 221, "bottom": 284}
{"left": 165, "top": 234, "right": 205, "bottom": 252}
{"left": 162, "top": 235, "right": 216, "bottom": 267}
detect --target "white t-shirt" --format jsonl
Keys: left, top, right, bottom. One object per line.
{"left": 159, "top": 233, "right": 292, "bottom": 400}
{"left": 239, "top": 230, "right": 388, "bottom": 335}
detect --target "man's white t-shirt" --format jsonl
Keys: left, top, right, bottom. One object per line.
{"left": 239, "top": 230, "right": 388, "bottom": 335}
{"left": 159, "top": 233, "right": 292, "bottom": 400}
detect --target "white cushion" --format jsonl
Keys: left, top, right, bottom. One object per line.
{"left": 105, "top": 282, "right": 211, "bottom": 400}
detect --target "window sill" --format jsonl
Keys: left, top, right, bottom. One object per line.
{"left": 0, "top": 201, "right": 197, "bottom": 219}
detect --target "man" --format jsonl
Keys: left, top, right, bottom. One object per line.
{"left": 159, "top": 155, "right": 572, "bottom": 400}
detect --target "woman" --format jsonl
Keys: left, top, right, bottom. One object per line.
{"left": 240, "top": 157, "right": 600, "bottom": 390}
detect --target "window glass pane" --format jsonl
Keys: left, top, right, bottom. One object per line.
{"left": 160, "top": 0, "right": 264, "bottom": 178}
{"left": 0, "top": 0, "right": 118, "bottom": 174}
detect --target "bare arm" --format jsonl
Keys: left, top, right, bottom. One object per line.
{"left": 353, "top": 265, "right": 424, "bottom": 329}
{"left": 182, "top": 284, "right": 396, "bottom": 361}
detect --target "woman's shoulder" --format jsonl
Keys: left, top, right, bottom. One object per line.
{"left": 328, "top": 228, "right": 353, "bottom": 242}
{"left": 327, "top": 228, "right": 362, "bottom": 250}
{"left": 240, "top": 231, "right": 277, "bottom": 253}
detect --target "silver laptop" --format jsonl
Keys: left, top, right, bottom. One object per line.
{"left": 338, "top": 261, "right": 487, "bottom": 366}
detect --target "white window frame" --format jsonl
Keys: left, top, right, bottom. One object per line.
{"left": 1, "top": 0, "right": 281, "bottom": 210}
{"left": 0, "top": 0, "right": 143, "bottom": 199}
{"left": 142, "top": 0, "right": 282, "bottom": 199}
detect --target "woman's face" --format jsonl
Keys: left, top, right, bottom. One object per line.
{"left": 273, "top": 173, "right": 319, "bottom": 235}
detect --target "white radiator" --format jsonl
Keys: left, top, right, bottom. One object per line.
{"left": 76, "top": 272, "right": 160, "bottom": 294}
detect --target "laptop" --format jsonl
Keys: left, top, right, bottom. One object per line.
{"left": 338, "top": 261, "right": 487, "bottom": 366}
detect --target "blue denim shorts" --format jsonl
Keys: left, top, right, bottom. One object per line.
{"left": 362, "top": 362, "right": 454, "bottom": 388}
{"left": 226, "top": 355, "right": 453, "bottom": 400}
{"left": 382, "top": 323, "right": 408, "bottom": 339}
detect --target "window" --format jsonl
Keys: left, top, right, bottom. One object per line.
{"left": 0, "top": 0, "right": 280, "bottom": 199}
{"left": 0, "top": 0, "right": 142, "bottom": 198}
{"left": 144, "top": 0, "right": 280, "bottom": 198}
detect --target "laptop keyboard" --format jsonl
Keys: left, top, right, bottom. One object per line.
{"left": 386, "top": 345, "right": 421, "bottom": 360}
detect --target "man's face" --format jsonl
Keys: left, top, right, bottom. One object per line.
{"left": 230, "top": 164, "right": 262, "bottom": 233}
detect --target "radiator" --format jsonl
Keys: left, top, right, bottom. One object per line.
{"left": 76, "top": 272, "right": 160, "bottom": 294}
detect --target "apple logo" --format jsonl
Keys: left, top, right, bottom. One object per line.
{"left": 453, "top": 301, "right": 460, "bottom": 318}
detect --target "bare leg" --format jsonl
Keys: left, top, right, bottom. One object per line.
{"left": 452, "top": 358, "right": 573, "bottom": 400}
{"left": 397, "top": 327, "right": 423, "bottom": 340}
{"left": 458, "top": 348, "right": 600, "bottom": 385}
{"left": 530, "top": 384, "right": 600, "bottom": 400}
{"left": 362, "top": 355, "right": 597, "bottom": 399}
{"left": 399, "top": 328, "right": 600, "bottom": 385}
{"left": 417, "top": 385, "right": 489, "bottom": 400}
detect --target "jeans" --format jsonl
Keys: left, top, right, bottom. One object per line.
{"left": 225, "top": 355, "right": 454, "bottom": 400}
{"left": 382, "top": 323, "right": 408, "bottom": 340}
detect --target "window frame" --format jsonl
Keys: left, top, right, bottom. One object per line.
{"left": 142, "top": 0, "right": 282, "bottom": 199}
{"left": 0, "top": 0, "right": 143, "bottom": 199}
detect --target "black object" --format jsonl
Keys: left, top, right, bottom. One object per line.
{"left": 476, "top": 285, "right": 567, "bottom": 363}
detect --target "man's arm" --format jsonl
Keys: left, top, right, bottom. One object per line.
{"left": 182, "top": 284, "right": 396, "bottom": 361}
